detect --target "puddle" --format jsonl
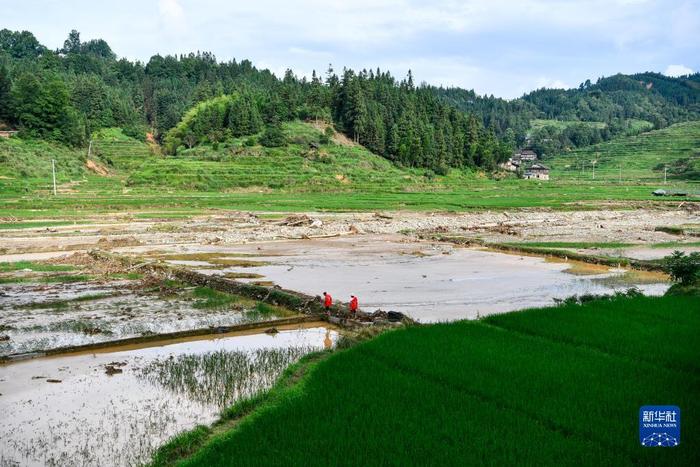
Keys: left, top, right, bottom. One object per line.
{"left": 0, "top": 280, "right": 295, "bottom": 356}
{"left": 146, "top": 236, "right": 670, "bottom": 322}
{"left": 0, "top": 325, "right": 336, "bottom": 466}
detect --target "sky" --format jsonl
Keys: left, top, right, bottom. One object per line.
{"left": 2, "top": 0, "right": 699, "bottom": 98}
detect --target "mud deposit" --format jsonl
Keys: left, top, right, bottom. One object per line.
{"left": 144, "top": 236, "right": 670, "bottom": 322}
{"left": 0, "top": 280, "right": 292, "bottom": 357}
{"left": 0, "top": 325, "right": 336, "bottom": 466}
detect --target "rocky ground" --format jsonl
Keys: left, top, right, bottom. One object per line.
{"left": 1, "top": 206, "right": 699, "bottom": 258}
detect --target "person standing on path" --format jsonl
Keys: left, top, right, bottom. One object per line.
{"left": 349, "top": 295, "right": 358, "bottom": 317}
{"left": 323, "top": 292, "right": 332, "bottom": 315}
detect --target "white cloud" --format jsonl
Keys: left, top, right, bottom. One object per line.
{"left": 534, "top": 77, "right": 571, "bottom": 90}
{"left": 664, "top": 64, "right": 694, "bottom": 77}
{"left": 159, "top": 0, "right": 185, "bottom": 28}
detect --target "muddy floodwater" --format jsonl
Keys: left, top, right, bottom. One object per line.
{"left": 0, "top": 279, "right": 293, "bottom": 357}
{"left": 0, "top": 325, "right": 336, "bottom": 466}
{"left": 139, "top": 235, "right": 670, "bottom": 322}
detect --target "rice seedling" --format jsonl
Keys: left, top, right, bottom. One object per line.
{"left": 139, "top": 346, "right": 317, "bottom": 409}
{"left": 179, "top": 295, "right": 699, "bottom": 467}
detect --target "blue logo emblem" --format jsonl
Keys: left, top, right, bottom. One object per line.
{"left": 640, "top": 406, "right": 680, "bottom": 447}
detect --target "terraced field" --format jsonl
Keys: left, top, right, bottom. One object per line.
{"left": 530, "top": 119, "right": 607, "bottom": 131}
{"left": 125, "top": 146, "right": 430, "bottom": 192}
{"left": 92, "top": 137, "right": 153, "bottom": 172}
{"left": 548, "top": 121, "right": 700, "bottom": 182}
{"left": 2, "top": 121, "right": 699, "bottom": 219}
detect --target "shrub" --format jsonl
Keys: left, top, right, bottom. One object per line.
{"left": 664, "top": 251, "right": 700, "bottom": 285}
{"left": 320, "top": 126, "right": 335, "bottom": 145}
{"left": 259, "top": 124, "right": 286, "bottom": 148}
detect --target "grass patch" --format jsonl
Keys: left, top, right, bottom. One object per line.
{"left": 223, "top": 272, "right": 265, "bottom": 280}
{"left": 651, "top": 241, "right": 700, "bottom": 249}
{"left": 191, "top": 287, "right": 240, "bottom": 309}
{"left": 505, "top": 241, "right": 636, "bottom": 249}
{"left": 0, "top": 273, "right": 94, "bottom": 284}
{"left": 655, "top": 226, "right": 686, "bottom": 235}
{"left": 0, "top": 261, "right": 76, "bottom": 272}
{"left": 208, "top": 259, "right": 269, "bottom": 268}
{"left": 150, "top": 426, "right": 212, "bottom": 467}
{"left": 176, "top": 295, "right": 698, "bottom": 466}
{"left": 154, "top": 253, "right": 268, "bottom": 268}
{"left": 18, "top": 292, "right": 116, "bottom": 310}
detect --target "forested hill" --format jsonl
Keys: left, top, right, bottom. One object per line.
{"left": 1, "top": 28, "right": 699, "bottom": 174}
{"left": 431, "top": 72, "right": 700, "bottom": 157}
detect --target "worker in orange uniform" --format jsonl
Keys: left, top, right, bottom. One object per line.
{"left": 322, "top": 292, "right": 332, "bottom": 315}
{"left": 349, "top": 295, "right": 358, "bottom": 318}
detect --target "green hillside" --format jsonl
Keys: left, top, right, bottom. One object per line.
{"left": 123, "top": 121, "right": 445, "bottom": 192}
{"left": 548, "top": 121, "right": 700, "bottom": 182}
{"left": 0, "top": 136, "right": 91, "bottom": 196}
{"left": 0, "top": 122, "right": 457, "bottom": 198}
{"left": 2, "top": 120, "right": 699, "bottom": 219}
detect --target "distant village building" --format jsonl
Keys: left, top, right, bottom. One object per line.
{"left": 501, "top": 149, "right": 550, "bottom": 179}
{"left": 524, "top": 163, "right": 550, "bottom": 180}
{"left": 0, "top": 130, "right": 18, "bottom": 139}
{"left": 513, "top": 149, "right": 538, "bottom": 163}
{"left": 500, "top": 159, "right": 520, "bottom": 172}
{"left": 501, "top": 149, "right": 540, "bottom": 173}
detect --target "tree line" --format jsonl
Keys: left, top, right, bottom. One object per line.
{"left": 1, "top": 28, "right": 699, "bottom": 171}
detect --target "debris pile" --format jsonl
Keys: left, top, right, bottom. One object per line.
{"left": 279, "top": 214, "right": 315, "bottom": 226}
{"left": 105, "top": 361, "right": 127, "bottom": 375}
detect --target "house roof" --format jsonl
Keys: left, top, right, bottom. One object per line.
{"left": 528, "top": 163, "right": 549, "bottom": 170}
{"left": 517, "top": 149, "right": 537, "bottom": 156}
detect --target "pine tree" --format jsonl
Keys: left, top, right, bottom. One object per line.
{"left": 0, "top": 61, "right": 11, "bottom": 122}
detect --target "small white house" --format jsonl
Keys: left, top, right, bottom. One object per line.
{"left": 500, "top": 159, "right": 520, "bottom": 172}
{"left": 524, "top": 163, "right": 550, "bottom": 180}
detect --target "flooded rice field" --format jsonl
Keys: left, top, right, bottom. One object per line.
{"left": 0, "top": 325, "right": 336, "bottom": 466}
{"left": 0, "top": 278, "right": 294, "bottom": 357}
{"left": 135, "top": 235, "right": 670, "bottom": 322}
{"left": 0, "top": 226, "right": 674, "bottom": 466}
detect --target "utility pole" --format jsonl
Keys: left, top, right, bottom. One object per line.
{"left": 592, "top": 160, "right": 596, "bottom": 180}
{"left": 619, "top": 165, "right": 622, "bottom": 183}
{"left": 51, "top": 159, "right": 57, "bottom": 196}
{"left": 664, "top": 165, "right": 667, "bottom": 185}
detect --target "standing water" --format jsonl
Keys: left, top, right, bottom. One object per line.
{"left": 0, "top": 325, "right": 336, "bottom": 466}
{"left": 150, "top": 235, "right": 670, "bottom": 322}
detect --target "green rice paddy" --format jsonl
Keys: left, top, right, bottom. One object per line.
{"left": 170, "top": 295, "right": 698, "bottom": 466}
